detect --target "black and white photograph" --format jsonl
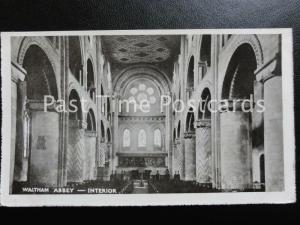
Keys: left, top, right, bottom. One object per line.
{"left": 0, "top": 29, "right": 295, "bottom": 206}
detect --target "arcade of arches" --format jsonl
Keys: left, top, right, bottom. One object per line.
{"left": 10, "top": 34, "right": 283, "bottom": 192}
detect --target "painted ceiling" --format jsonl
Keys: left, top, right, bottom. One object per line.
{"left": 101, "top": 35, "right": 181, "bottom": 64}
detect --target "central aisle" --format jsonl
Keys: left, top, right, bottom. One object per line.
{"left": 132, "top": 180, "right": 149, "bottom": 194}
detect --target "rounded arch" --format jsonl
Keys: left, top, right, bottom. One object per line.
{"left": 69, "top": 36, "right": 83, "bottom": 82}
{"left": 22, "top": 45, "right": 58, "bottom": 100}
{"left": 69, "top": 89, "right": 82, "bottom": 120}
{"left": 186, "top": 108, "right": 195, "bottom": 132}
{"left": 198, "top": 87, "right": 212, "bottom": 120}
{"left": 87, "top": 58, "right": 95, "bottom": 99}
{"left": 86, "top": 108, "right": 96, "bottom": 131}
{"left": 100, "top": 120, "right": 105, "bottom": 140}
{"left": 187, "top": 56, "right": 194, "bottom": 89}
{"left": 113, "top": 65, "right": 171, "bottom": 95}
{"left": 221, "top": 43, "right": 257, "bottom": 100}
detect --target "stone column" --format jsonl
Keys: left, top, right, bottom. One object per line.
{"left": 96, "top": 139, "right": 106, "bottom": 180}
{"left": 106, "top": 142, "right": 112, "bottom": 179}
{"left": 220, "top": 101, "right": 252, "bottom": 190}
{"left": 195, "top": 119, "right": 212, "bottom": 184}
{"left": 84, "top": 131, "right": 97, "bottom": 180}
{"left": 27, "top": 101, "right": 60, "bottom": 186}
{"left": 256, "top": 54, "right": 283, "bottom": 191}
{"left": 11, "top": 62, "right": 26, "bottom": 193}
{"left": 184, "top": 132, "right": 196, "bottom": 181}
{"left": 67, "top": 120, "right": 86, "bottom": 183}
{"left": 175, "top": 139, "right": 184, "bottom": 179}
{"left": 112, "top": 93, "right": 120, "bottom": 171}
{"left": 172, "top": 143, "right": 177, "bottom": 176}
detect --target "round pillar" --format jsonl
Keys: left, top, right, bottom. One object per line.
{"left": 67, "top": 120, "right": 86, "bottom": 183}
{"left": 184, "top": 132, "right": 196, "bottom": 181}
{"left": 195, "top": 119, "right": 212, "bottom": 184}
{"left": 220, "top": 103, "right": 252, "bottom": 190}
{"left": 256, "top": 56, "right": 284, "bottom": 191}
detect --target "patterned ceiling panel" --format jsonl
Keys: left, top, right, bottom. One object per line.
{"left": 102, "top": 35, "right": 180, "bottom": 64}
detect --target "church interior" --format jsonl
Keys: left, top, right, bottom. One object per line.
{"left": 10, "top": 33, "right": 284, "bottom": 193}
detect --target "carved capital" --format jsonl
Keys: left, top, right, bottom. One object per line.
{"left": 255, "top": 53, "right": 281, "bottom": 84}
{"left": 196, "top": 119, "right": 211, "bottom": 128}
{"left": 11, "top": 62, "right": 26, "bottom": 83}
{"left": 184, "top": 131, "right": 195, "bottom": 139}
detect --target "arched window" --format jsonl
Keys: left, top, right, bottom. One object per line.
{"left": 138, "top": 129, "right": 147, "bottom": 147}
{"left": 123, "top": 129, "right": 130, "bottom": 147}
{"left": 86, "top": 109, "right": 96, "bottom": 131}
{"left": 187, "top": 56, "right": 194, "bottom": 89}
{"left": 100, "top": 120, "right": 105, "bottom": 141}
{"left": 87, "top": 59, "right": 95, "bottom": 101}
{"left": 154, "top": 129, "right": 162, "bottom": 147}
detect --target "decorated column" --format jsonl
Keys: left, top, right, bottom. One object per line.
{"left": 184, "top": 131, "right": 196, "bottom": 181}
{"left": 195, "top": 119, "right": 212, "bottom": 184}
{"left": 67, "top": 120, "right": 86, "bottom": 183}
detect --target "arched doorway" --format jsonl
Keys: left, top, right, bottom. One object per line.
{"left": 220, "top": 43, "right": 257, "bottom": 190}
